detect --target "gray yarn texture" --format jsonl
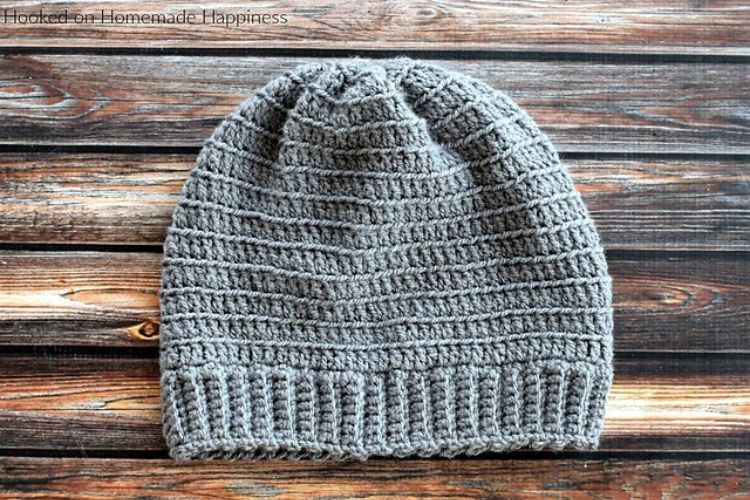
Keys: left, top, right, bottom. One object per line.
{"left": 159, "top": 58, "right": 614, "bottom": 460}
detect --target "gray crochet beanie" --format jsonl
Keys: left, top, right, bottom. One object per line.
{"left": 159, "top": 58, "right": 613, "bottom": 460}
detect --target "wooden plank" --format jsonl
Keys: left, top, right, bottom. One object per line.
{"left": 0, "top": 153, "right": 186, "bottom": 246}
{"left": 0, "top": 248, "right": 748, "bottom": 352}
{"left": 1, "top": 153, "right": 748, "bottom": 250}
{"left": 0, "top": 354, "right": 747, "bottom": 452}
{"left": 0, "top": 1, "right": 748, "bottom": 55}
{"left": 1, "top": 56, "right": 748, "bottom": 153}
{"left": 611, "top": 252, "right": 750, "bottom": 353}
{"left": 1, "top": 457, "right": 748, "bottom": 499}
{"left": 0, "top": 252, "right": 160, "bottom": 347}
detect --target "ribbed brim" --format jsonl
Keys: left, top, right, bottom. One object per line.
{"left": 161, "top": 334, "right": 612, "bottom": 460}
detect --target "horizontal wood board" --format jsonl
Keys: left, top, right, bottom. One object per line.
{"left": 0, "top": 56, "right": 748, "bottom": 153}
{"left": 0, "top": 354, "right": 748, "bottom": 452}
{"left": 0, "top": 1, "right": 748, "bottom": 55}
{"left": 1, "top": 153, "right": 748, "bottom": 250}
{"left": 0, "top": 249, "right": 747, "bottom": 352}
{"left": 0, "top": 457, "right": 749, "bottom": 499}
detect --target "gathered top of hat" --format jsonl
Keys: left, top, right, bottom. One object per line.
{"left": 159, "top": 58, "right": 614, "bottom": 461}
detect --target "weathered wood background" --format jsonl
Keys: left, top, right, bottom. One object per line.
{"left": 0, "top": 1, "right": 749, "bottom": 498}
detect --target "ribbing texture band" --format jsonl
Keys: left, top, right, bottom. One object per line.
{"left": 162, "top": 337, "right": 611, "bottom": 459}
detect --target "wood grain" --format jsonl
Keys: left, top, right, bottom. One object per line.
{"left": 0, "top": 354, "right": 747, "bottom": 452}
{"left": 1, "top": 457, "right": 748, "bottom": 499}
{"left": 0, "top": 153, "right": 187, "bottom": 246}
{"left": 1, "top": 56, "right": 748, "bottom": 153}
{"left": 1, "top": 153, "right": 748, "bottom": 250}
{"left": 0, "top": 0, "right": 746, "bottom": 492}
{"left": 0, "top": 1, "right": 748, "bottom": 55}
{"left": 1, "top": 248, "right": 748, "bottom": 352}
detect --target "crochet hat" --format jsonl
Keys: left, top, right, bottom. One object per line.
{"left": 159, "top": 58, "right": 613, "bottom": 460}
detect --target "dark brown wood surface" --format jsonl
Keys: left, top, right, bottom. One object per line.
{"left": 0, "top": 56, "right": 747, "bottom": 153}
{"left": 1, "top": 250, "right": 748, "bottom": 352}
{"left": 1, "top": 354, "right": 748, "bottom": 453}
{"left": 0, "top": 1, "right": 748, "bottom": 497}
{"left": 1, "top": 153, "right": 748, "bottom": 250}
{"left": 1, "top": 457, "right": 749, "bottom": 499}
{"left": 1, "top": 1, "right": 748, "bottom": 55}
